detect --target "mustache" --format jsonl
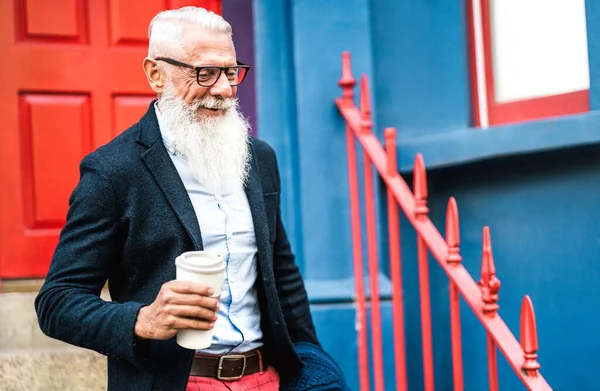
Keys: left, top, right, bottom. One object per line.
{"left": 189, "top": 96, "right": 236, "bottom": 111}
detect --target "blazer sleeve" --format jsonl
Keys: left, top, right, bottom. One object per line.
{"left": 269, "top": 149, "right": 320, "bottom": 347}
{"left": 34, "top": 154, "right": 147, "bottom": 368}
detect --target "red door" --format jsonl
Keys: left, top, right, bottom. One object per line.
{"left": 0, "top": 0, "right": 221, "bottom": 279}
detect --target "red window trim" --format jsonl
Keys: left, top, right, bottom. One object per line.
{"left": 467, "top": 0, "right": 589, "bottom": 128}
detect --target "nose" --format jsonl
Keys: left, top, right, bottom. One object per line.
{"left": 209, "top": 72, "right": 234, "bottom": 98}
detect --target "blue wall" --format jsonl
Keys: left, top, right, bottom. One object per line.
{"left": 253, "top": 0, "right": 375, "bottom": 287}
{"left": 424, "top": 147, "right": 600, "bottom": 391}
{"left": 252, "top": 0, "right": 600, "bottom": 390}
{"left": 370, "top": 0, "right": 471, "bottom": 137}
{"left": 253, "top": 1, "right": 390, "bottom": 389}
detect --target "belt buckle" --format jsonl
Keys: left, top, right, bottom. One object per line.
{"left": 217, "top": 354, "right": 247, "bottom": 381}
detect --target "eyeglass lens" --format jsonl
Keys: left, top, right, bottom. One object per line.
{"left": 198, "top": 67, "right": 248, "bottom": 86}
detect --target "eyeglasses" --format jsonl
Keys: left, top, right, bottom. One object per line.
{"left": 155, "top": 57, "right": 250, "bottom": 87}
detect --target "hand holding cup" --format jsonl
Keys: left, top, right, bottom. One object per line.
{"left": 134, "top": 280, "right": 219, "bottom": 341}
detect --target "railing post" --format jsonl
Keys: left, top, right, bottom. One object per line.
{"left": 414, "top": 154, "right": 435, "bottom": 391}
{"left": 339, "top": 51, "right": 356, "bottom": 106}
{"left": 360, "top": 75, "right": 372, "bottom": 135}
{"left": 385, "top": 127, "right": 408, "bottom": 391}
{"left": 360, "top": 74, "right": 385, "bottom": 391}
{"left": 520, "top": 295, "right": 541, "bottom": 377}
{"left": 446, "top": 197, "right": 464, "bottom": 391}
{"left": 385, "top": 128, "right": 397, "bottom": 177}
{"left": 480, "top": 226, "right": 500, "bottom": 391}
{"left": 480, "top": 227, "right": 500, "bottom": 316}
{"left": 338, "top": 52, "right": 370, "bottom": 391}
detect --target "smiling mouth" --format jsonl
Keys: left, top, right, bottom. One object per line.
{"left": 200, "top": 106, "right": 222, "bottom": 112}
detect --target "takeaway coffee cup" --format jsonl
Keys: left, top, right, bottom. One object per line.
{"left": 174, "top": 251, "right": 225, "bottom": 350}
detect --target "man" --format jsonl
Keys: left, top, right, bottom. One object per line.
{"left": 34, "top": 6, "right": 349, "bottom": 391}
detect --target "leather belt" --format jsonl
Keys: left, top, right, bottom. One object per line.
{"left": 190, "top": 348, "right": 263, "bottom": 380}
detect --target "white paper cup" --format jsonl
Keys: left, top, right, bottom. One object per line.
{"left": 175, "top": 251, "right": 225, "bottom": 350}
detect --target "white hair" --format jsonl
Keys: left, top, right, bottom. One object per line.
{"left": 147, "top": 6, "right": 233, "bottom": 59}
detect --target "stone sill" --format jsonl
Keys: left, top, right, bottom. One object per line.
{"left": 395, "top": 110, "right": 600, "bottom": 173}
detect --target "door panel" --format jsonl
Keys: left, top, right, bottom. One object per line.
{"left": 113, "top": 96, "right": 156, "bottom": 137}
{"left": 17, "top": 0, "right": 87, "bottom": 42}
{"left": 20, "top": 94, "right": 92, "bottom": 229}
{"left": 0, "top": 0, "right": 221, "bottom": 278}
{"left": 109, "top": 0, "right": 166, "bottom": 44}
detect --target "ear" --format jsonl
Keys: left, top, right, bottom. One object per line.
{"left": 142, "top": 57, "right": 165, "bottom": 94}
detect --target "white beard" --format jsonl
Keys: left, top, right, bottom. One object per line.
{"left": 157, "top": 82, "right": 251, "bottom": 194}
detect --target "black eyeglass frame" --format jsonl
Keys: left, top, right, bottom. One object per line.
{"left": 155, "top": 57, "right": 251, "bottom": 87}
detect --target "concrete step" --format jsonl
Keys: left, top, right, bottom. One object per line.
{"left": 0, "top": 347, "right": 107, "bottom": 391}
{"left": 0, "top": 291, "right": 111, "bottom": 350}
{"left": 0, "top": 291, "right": 110, "bottom": 390}
{"left": 0, "top": 292, "right": 62, "bottom": 350}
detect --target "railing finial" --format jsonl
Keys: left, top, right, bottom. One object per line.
{"left": 479, "top": 226, "right": 500, "bottom": 316}
{"left": 446, "top": 197, "right": 462, "bottom": 265}
{"left": 520, "top": 295, "right": 541, "bottom": 377}
{"left": 414, "top": 154, "right": 429, "bottom": 217}
{"left": 338, "top": 51, "right": 356, "bottom": 105}
{"left": 360, "top": 74, "right": 372, "bottom": 135}
{"left": 384, "top": 128, "right": 397, "bottom": 176}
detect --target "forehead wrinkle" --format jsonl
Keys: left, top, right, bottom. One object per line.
{"left": 180, "top": 27, "right": 236, "bottom": 66}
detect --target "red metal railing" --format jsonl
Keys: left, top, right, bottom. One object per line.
{"left": 335, "top": 51, "right": 552, "bottom": 391}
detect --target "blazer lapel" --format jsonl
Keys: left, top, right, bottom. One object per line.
{"left": 137, "top": 102, "right": 203, "bottom": 250}
{"left": 245, "top": 145, "right": 274, "bottom": 278}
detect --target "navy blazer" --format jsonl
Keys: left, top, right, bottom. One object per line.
{"left": 35, "top": 103, "right": 320, "bottom": 391}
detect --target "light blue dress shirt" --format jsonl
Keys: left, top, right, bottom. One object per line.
{"left": 155, "top": 105, "right": 263, "bottom": 354}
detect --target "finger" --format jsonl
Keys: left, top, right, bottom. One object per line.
{"left": 172, "top": 316, "right": 215, "bottom": 331}
{"left": 166, "top": 281, "right": 216, "bottom": 297}
{"left": 168, "top": 305, "right": 218, "bottom": 322}
{"left": 161, "top": 291, "right": 220, "bottom": 310}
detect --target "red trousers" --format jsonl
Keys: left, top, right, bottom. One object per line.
{"left": 186, "top": 366, "right": 280, "bottom": 391}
